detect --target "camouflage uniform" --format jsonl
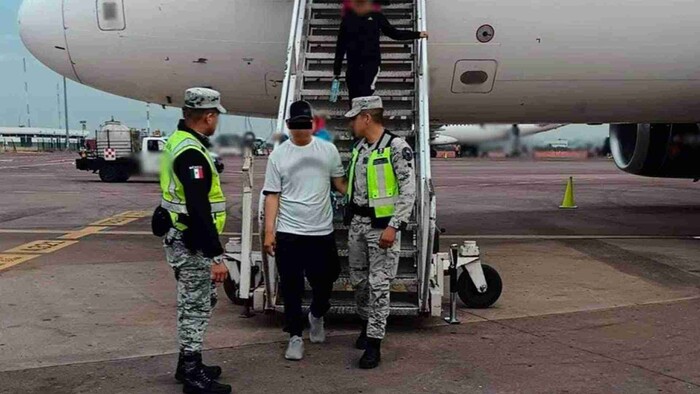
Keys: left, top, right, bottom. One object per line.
{"left": 349, "top": 134, "right": 416, "bottom": 339}
{"left": 164, "top": 228, "right": 213, "bottom": 353}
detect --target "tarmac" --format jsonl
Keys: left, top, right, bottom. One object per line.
{"left": 0, "top": 152, "right": 699, "bottom": 393}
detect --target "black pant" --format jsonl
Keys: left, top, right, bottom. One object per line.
{"left": 276, "top": 232, "right": 340, "bottom": 337}
{"left": 346, "top": 61, "right": 380, "bottom": 101}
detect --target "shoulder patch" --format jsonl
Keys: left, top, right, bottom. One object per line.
{"left": 190, "top": 166, "right": 205, "bottom": 180}
{"left": 402, "top": 147, "right": 414, "bottom": 161}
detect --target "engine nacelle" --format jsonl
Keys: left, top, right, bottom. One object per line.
{"left": 610, "top": 123, "right": 700, "bottom": 179}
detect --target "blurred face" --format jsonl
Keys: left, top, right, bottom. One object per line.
{"left": 201, "top": 112, "right": 220, "bottom": 136}
{"left": 352, "top": 0, "right": 373, "bottom": 15}
{"left": 287, "top": 120, "right": 314, "bottom": 141}
{"left": 350, "top": 112, "right": 371, "bottom": 138}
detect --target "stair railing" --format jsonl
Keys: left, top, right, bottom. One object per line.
{"left": 415, "top": 0, "right": 436, "bottom": 313}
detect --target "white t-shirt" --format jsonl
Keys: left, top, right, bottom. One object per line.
{"left": 263, "top": 137, "right": 345, "bottom": 236}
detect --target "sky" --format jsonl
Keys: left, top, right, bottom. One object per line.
{"left": 0, "top": 0, "right": 606, "bottom": 143}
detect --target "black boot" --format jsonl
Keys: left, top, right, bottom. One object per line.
{"left": 355, "top": 320, "right": 368, "bottom": 350}
{"left": 359, "top": 338, "right": 381, "bottom": 369}
{"left": 181, "top": 352, "right": 231, "bottom": 394}
{"left": 176, "top": 351, "right": 223, "bottom": 382}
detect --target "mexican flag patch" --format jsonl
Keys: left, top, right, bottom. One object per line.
{"left": 190, "top": 166, "right": 204, "bottom": 180}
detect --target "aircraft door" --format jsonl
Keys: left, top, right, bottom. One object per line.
{"left": 451, "top": 60, "right": 498, "bottom": 94}
{"left": 97, "top": 0, "right": 126, "bottom": 31}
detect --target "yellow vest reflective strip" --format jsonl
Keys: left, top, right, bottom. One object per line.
{"left": 160, "top": 130, "right": 227, "bottom": 234}
{"left": 160, "top": 200, "right": 227, "bottom": 214}
{"left": 348, "top": 133, "right": 397, "bottom": 218}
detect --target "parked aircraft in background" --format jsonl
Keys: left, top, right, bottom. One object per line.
{"left": 430, "top": 124, "right": 566, "bottom": 156}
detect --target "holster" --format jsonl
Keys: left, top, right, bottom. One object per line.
{"left": 151, "top": 206, "right": 173, "bottom": 237}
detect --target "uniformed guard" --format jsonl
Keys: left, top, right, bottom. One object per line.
{"left": 344, "top": 96, "right": 416, "bottom": 369}
{"left": 160, "top": 88, "right": 232, "bottom": 394}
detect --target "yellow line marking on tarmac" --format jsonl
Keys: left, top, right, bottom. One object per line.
{"left": 59, "top": 226, "right": 108, "bottom": 240}
{"left": 117, "top": 210, "right": 151, "bottom": 219}
{"left": 0, "top": 211, "right": 152, "bottom": 272}
{"left": 0, "top": 254, "right": 40, "bottom": 270}
{"left": 5, "top": 240, "right": 78, "bottom": 254}
{"left": 90, "top": 216, "right": 140, "bottom": 226}
{"left": 90, "top": 211, "right": 151, "bottom": 227}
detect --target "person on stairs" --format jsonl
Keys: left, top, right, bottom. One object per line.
{"left": 334, "top": 0, "right": 428, "bottom": 101}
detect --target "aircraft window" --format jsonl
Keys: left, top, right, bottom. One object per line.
{"left": 460, "top": 71, "right": 489, "bottom": 85}
{"left": 97, "top": 0, "right": 126, "bottom": 31}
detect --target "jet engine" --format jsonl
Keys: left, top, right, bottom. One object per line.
{"left": 610, "top": 123, "right": 700, "bottom": 179}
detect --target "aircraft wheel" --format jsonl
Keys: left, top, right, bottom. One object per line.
{"left": 223, "top": 274, "right": 246, "bottom": 305}
{"left": 457, "top": 264, "right": 502, "bottom": 309}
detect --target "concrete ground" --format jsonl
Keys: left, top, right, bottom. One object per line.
{"left": 0, "top": 152, "right": 699, "bottom": 393}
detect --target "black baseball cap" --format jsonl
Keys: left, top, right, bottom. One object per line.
{"left": 287, "top": 100, "right": 314, "bottom": 122}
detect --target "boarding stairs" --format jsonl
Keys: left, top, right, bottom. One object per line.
{"left": 269, "top": 0, "right": 438, "bottom": 316}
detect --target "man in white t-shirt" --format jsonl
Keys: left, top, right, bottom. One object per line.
{"left": 262, "top": 100, "right": 347, "bottom": 361}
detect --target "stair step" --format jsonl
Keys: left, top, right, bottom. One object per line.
{"left": 308, "top": 35, "right": 416, "bottom": 43}
{"left": 301, "top": 88, "right": 415, "bottom": 98}
{"left": 337, "top": 248, "right": 417, "bottom": 259}
{"left": 334, "top": 221, "right": 418, "bottom": 232}
{"left": 311, "top": 3, "right": 414, "bottom": 11}
{"left": 310, "top": 18, "right": 413, "bottom": 27}
{"left": 305, "top": 276, "right": 419, "bottom": 293}
{"left": 304, "top": 70, "right": 414, "bottom": 79}
{"left": 305, "top": 52, "right": 414, "bottom": 61}
{"left": 316, "top": 302, "right": 420, "bottom": 316}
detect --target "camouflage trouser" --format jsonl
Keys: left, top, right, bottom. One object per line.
{"left": 348, "top": 216, "right": 401, "bottom": 339}
{"left": 164, "top": 229, "right": 213, "bottom": 353}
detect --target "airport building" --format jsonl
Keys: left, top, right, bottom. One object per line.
{"left": 0, "top": 126, "right": 89, "bottom": 151}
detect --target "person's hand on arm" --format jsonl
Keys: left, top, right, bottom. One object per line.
{"left": 330, "top": 145, "right": 347, "bottom": 195}
{"left": 211, "top": 255, "right": 229, "bottom": 283}
{"left": 332, "top": 177, "right": 348, "bottom": 195}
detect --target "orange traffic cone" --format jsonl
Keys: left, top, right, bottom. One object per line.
{"left": 559, "top": 177, "right": 578, "bottom": 209}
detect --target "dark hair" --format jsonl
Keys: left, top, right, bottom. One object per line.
{"left": 182, "top": 107, "right": 218, "bottom": 122}
{"left": 363, "top": 108, "right": 384, "bottom": 125}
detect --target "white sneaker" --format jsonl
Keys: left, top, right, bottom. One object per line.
{"left": 285, "top": 336, "right": 304, "bottom": 361}
{"left": 308, "top": 312, "right": 326, "bottom": 344}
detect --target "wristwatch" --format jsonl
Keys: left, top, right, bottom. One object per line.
{"left": 212, "top": 255, "right": 225, "bottom": 265}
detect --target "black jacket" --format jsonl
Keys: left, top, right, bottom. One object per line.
{"left": 173, "top": 120, "right": 223, "bottom": 258}
{"left": 334, "top": 11, "right": 420, "bottom": 76}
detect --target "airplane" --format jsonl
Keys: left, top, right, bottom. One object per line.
{"left": 430, "top": 124, "right": 566, "bottom": 156}
{"left": 18, "top": 0, "right": 700, "bottom": 179}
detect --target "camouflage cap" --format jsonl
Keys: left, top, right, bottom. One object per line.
{"left": 344, "top": 96, "right": 383, "bottom": 118}
{"left": 184, "top": 87, "right": 227, "bottom": 114}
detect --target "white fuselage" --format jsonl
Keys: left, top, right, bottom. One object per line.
{"left": 18, "top": 0, "right": 700, "bottom": 124}
{"left": 431, "top": 124, "right": 565, "bottom": 146}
